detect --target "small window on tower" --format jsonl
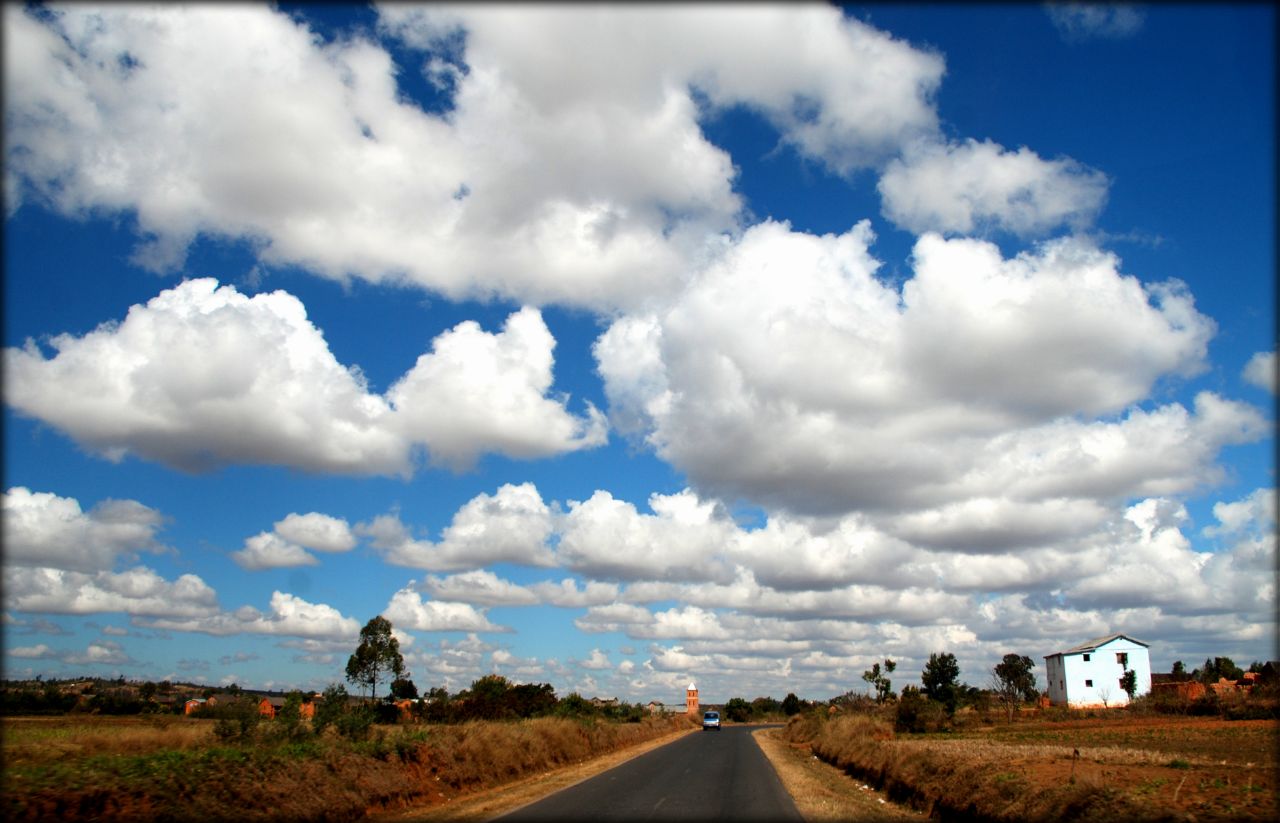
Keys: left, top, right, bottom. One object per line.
{"left": 1083, "top": 654, "right": 1091, "bottom": 662}
{"left": 1085, "top": 679, "right": 1093, "bottom": 687}
{"left": 1117, "top": 652, "right": 1128, "bottom": 666}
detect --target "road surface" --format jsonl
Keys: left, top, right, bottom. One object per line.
{"left": 496, "top": 724, "right": 803, "bottom": 821}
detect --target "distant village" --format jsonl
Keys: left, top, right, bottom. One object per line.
{"left": 4, "top": 632, "right": 1276, "bottom": 721}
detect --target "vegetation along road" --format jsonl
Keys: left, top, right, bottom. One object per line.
{"left": 495, "top": 724, "right": 802, "bottom": 821}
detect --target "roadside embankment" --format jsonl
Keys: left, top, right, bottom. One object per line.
{"left": 4, "top": 714, "right": 696, "bottom": 822}
{"left": 780, "top": 711, "right": 1276, "bottom": 822}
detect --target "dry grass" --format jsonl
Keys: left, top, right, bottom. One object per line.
{"left": 783, "top": 712, "right": 1278, "bottom": 822}
{"left": 752, "top": 727, "right": 920, "bottom": 822}
{"left": 3, "top": 715, "right": 214, "bottom": 765}
{"left": 3, "top": 714, "right": 693, "bottom": 822}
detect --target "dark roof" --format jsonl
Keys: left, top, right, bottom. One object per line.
{"left": 1047, "top": 633, "right": 1149, "bottom": 658}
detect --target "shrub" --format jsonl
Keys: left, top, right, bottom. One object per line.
{"left": 894, "top": 687, "right": 949, "bottom": 733}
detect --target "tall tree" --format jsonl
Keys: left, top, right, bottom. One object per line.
{"left": 920, "top": 652, "right": 961, "bottom": 714}
{"left": 345, "top": 616, "right": 405, "bottom": 700}
{"left": 991, "top": 654, "right": 1037, "bottom": 723}
{"left": 862, "top": 659, "right": 897, "bottom": 702}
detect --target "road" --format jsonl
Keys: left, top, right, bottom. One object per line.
{"left": 495, "top": 724, "right": 803, "bottom": 821}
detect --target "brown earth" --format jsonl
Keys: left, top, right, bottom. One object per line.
{"left": 787, "top": 712, "right": 1278, "bottom": 822}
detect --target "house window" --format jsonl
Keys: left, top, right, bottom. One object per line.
{"left": 1085, "top": 679, "right": 1093, "bottom": 687}
{"left": 1116, "top": 652, "right": 1128, "bottom": 666}
{"left": 1083, "top": 654, "right": 1091, "bottom": 661}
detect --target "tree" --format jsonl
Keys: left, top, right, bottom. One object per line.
{"left": 991, "top": 654, "right": 1036, "bottom": 723}
{"left": 1120, "top": 669, "right": 1137, "bottom": 702}
{"left": 1195, "top": 656, "right": 1244, "bottom": 684}
{"left": 862, "top": 659, "right": 897, "bottom": 702}
{"left": 390, "top": 677, "right": 418, "bottom": 700}
{"left": 781, "top": 692, "right": 802, "bottom": 715}
{"left": 920, "top": 652, "right": 961, "bottom": 714}
{"left": 1171, "top": 660, "right": 1187, "bottom": 681}
{"left": 723, "top": 697, "right": 752, "bottom": 723}
{"left": 345, "top": 616, "right": 405, "bottom": 700}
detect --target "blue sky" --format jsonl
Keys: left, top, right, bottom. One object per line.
{"left": 3, "top": 3, "right": 1275, "bottom": 703}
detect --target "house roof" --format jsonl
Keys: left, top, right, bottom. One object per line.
{"left": 1051, "top": 632, "right": 1149, "bottom": 657}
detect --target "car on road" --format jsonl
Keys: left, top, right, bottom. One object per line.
{"left": 702, "top": 710, "right": 721, "bottom": 731}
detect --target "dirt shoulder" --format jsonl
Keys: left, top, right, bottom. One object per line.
{"left": 752, "top": 727, "right": 921, "bottom": 822}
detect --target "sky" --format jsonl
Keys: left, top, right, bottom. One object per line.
{"left": 3, "top": 2, "right": 1275, "bottom": 705}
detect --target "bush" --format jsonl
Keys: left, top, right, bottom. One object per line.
{"left": 894, "top": 687, "right": 950, "bottom": 733}
{"left": 336, "top": 704, "right": 375, "bottom": 740}
{"left": 211, "top": 700, "right": 261, "bottom": 743}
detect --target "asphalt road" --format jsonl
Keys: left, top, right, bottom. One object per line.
{"left": 495, "top": 724, "right": 803, "bottom": 822}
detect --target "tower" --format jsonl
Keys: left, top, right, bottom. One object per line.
{"left": 686, "top": 682, "right": 699, "bottom": 716}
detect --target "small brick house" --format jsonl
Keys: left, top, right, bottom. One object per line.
{"left": 258, "top": 696, "right": 286, "bottom": 718}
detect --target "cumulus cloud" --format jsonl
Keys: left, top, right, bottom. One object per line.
{"left": 4, "top": 4, "right": 942, "bottom": 310}
{"left": 596, "top": 221, "right": 1247, "bottom": 516}
{"left": 361, "top": 483, "right": 555, "bottom": 570}
{"left": 556, "top": 489, "right": 738, "bottom": 583}
{"left": 382, "top": 588, "right": 510, "bottom": 633}
{"left": 138, "top": 591, "right": 360, "bottom": 639}
{"left": 4, "top": 280, "right": 603, "bottom": 474}
{"left": 232, "top": 533, "right": 319, "bottom": 571}
{"left": 234, "top": 512, "right": 357, "bottom": 570}
{"left": 1046, "top": 3, "right": 1146, "bottom": 42}
{"left": 418, "top": 570, "right": 539, "bottom": 607}
{"left": 274, "top": 513, "right": 357, "bottom": 553}
{"left": 3, "top": 566, "right": 219, "bottom": 617}
{"left": 3, "top": 487, "right": 166, "bottom": 572}
{"left": 387, "top": 308, "right": 607, "bottom": 469}
{"left": 878, "top": 138, "right": 1109, "bottom": 236}
{"left": 9, "top": 643, "right": 55, "bottom": 659}
{"left": 1243, "top": 350, "right": 1275, "bottom": 393}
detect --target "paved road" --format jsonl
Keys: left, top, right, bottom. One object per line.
{"left": 496, "top": 724, "right": 802, "bottom": 821}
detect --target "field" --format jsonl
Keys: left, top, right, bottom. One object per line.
{"left": 2, "top": 713, "right": 694, "bottom": 822}
{"left": 783, "top": 710, "right": 1277, "bottom": 822}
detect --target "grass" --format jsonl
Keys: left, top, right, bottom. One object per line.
{"left": 783, "top": 710, "right": 1278, "bottom": 822}
{"left": 3, "top": 714, "right": 694, "bottom": 822}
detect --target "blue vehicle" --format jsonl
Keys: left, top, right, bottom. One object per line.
{"left": 702, "top": 710, "right": 721, "bottom": 731}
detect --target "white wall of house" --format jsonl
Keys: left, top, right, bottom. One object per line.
{"left": 1046, "top": 636, "right": 1152, "bottom": 707}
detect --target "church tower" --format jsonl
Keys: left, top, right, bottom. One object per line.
{"left": 686, "top": 682, "right": 699, "bottom": 716}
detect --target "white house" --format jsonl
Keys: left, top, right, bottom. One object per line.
{"left": 1044, "top": 633, "right": 1152, "bottom": 708}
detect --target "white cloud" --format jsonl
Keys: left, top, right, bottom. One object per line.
{"left": 273, "top": 513, "right": 356, "bottom": 553}
{"left": 232, "top": 532, "right": 318, "bottom": 571}
{"left": 4, "top": 279, "right": 405, "bottom": 474}
{"left": 596, "top": 223, "right": 1248, "bottom": 517}
{"left": 3, "top": 566, "right": 219, "bottom": 617}
{"left": 1046, "top": 3, "right": 1146, "bottom": 42}
{"left": 139, "top": 591, "right": 360, "bottom": 639}
{"left": 418, "top": 570, "right": 539, "bottom": 607}
{"left": 361, "top": 483, "right": 555, "bottom": 570}
{"left": 382, "top": 588, "right": 510, "bottom": 633}
{"left": 1243, "top": 350, "right": 1275, "bottom": 393}
{"left": 387, "top": 308, "right": 607, "bottom": 469}
{"left": 528, "top": 578, "right": 622, "bottom": 608}
{"left": 580, "top": 648, "right": 613, "bottom": 670}
{"left": 1205, "top": 487, "right": 1276, "bottom": 538}
{"left": 3, "top": 487, "right": 166, "bottom": 572}
{"left": 557, "top": 489, "right": 737, "bottom": 583}
{"left": 233, "top": 512, "right": 357, "bottom": 570}
{"left": 4, "top": 5, "right": 946, "bottom": 311}
{"left": 878, "top": 138, "right": 1109, "bottom": 236}
{"left": 9, "top": 643, "right": 54, "bottom": 659}
{"left": 4, "top": 281, "right": 602, "bottom": 474}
